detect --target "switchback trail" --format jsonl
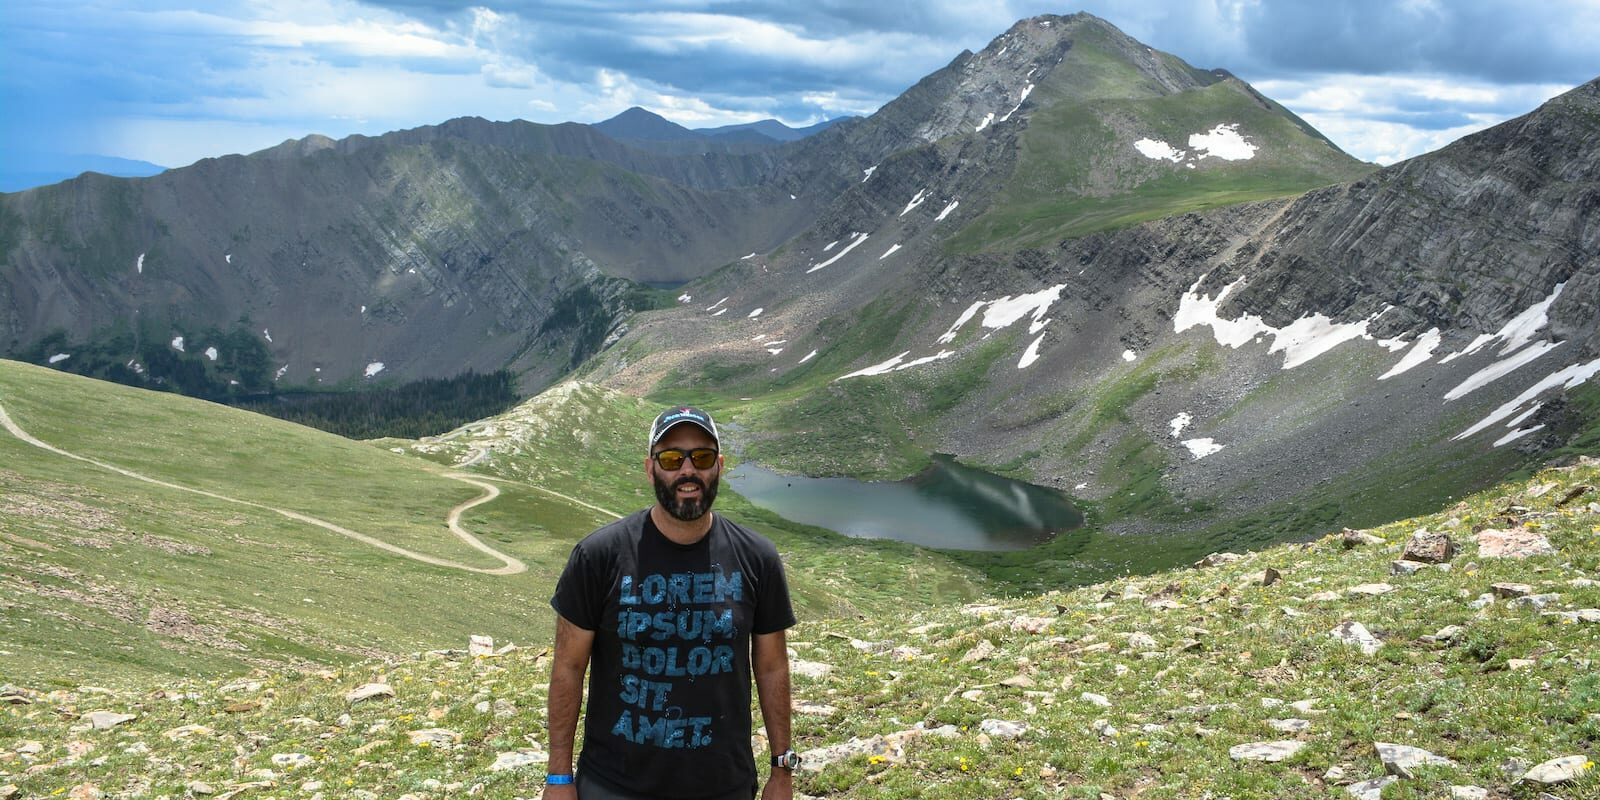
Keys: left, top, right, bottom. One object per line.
{"left": 0, "top": 397, "right": 528, "bottom": 576}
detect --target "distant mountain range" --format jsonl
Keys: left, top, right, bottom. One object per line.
{"left": 592, "top": 107, "right": 852, "bottom": 145}
{"left": 4, "top": 11, "right": 1598, "bottom": 560}
{"left": 0, "top": 152, "right": 168, "bottom": 192}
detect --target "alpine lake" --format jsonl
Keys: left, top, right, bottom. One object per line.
{"left": 725, "top": 454, "right": 1083, "bottom": 552}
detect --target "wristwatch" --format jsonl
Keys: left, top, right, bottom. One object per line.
{"left": 770, "top": 750, "right": 802, "bottom": 770}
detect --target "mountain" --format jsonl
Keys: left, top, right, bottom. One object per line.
{"left": 0, "top": 152, "right": 168, "bottom": 193}
{"left": 591, "top": 106, "right": 705, "bottom": 142}
{"left": 694, "top": 116, "right": 854, "bottom": 142}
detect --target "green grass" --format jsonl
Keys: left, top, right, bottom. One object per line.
{"left": 7, "top": 458, "right": 1599, "bottom": 798}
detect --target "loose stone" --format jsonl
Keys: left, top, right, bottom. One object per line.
{"left": 489, "top": 750, "right": 547, "bottom": 771}
{"left": 1403, "top": 529, "right": 1456, "bottom": 563}
{"left": 345, "top": 683, "right": 394, "bottom": 703}
{"left": 1521, "top": 755, "right": 1590, "bottom": 784}
{"left": 1477, "top": 528, "right": 1556, "bottom": 559}
{"left": 86, "top": 711, "right": 136, "bottom": 730}
{"left": 1331, "top": 621, "right": 1383, "bottom": 655}
{"left": 978, "top": 719, "right": 1028, "bottom": 738}
{"left": 1346, "top": 776, "right": 1398, "bottom": 800}
{"left": 1376, "top": 742, "right": 1457, "bottom": 777}
{"left": 1229, "top": 741, "right": 1305, "bottom": 762}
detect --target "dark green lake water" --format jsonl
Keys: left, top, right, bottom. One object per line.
{"left": 726, "top": 454, "right": 1083, "bottom": 551}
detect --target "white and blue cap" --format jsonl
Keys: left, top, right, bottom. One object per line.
{"left": 648, "top": 406, "right": 720, "bottom": 448}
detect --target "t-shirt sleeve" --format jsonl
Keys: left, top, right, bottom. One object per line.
{"left": 752, "top": 546, "right": 797, "bottom": 635}
{"left": 550, "top": 543, "right": 602, "bottom": 631}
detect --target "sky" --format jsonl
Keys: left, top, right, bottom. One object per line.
{"left": 3, "top": 1, "right": 1596, "bottom": 171}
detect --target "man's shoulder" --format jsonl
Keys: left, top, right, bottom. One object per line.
{"left": 574, "top": 509, "right": 650, "bottom": 554}
{"left": 713, "top": 514, "right": 781, "bottom": 556}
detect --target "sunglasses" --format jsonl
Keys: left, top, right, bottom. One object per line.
{"left": 651, "top": 447, "right": 719, "bottom": 471}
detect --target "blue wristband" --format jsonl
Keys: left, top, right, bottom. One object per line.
{"left": 546, "top": 774, "right": 574, "bottom": 785}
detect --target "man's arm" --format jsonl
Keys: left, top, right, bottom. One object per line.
{"left": 752, "top": 629, "right": 793, "bottom": 800}
{"left": 545, "top": 613, "right": 594, "bottom": 799}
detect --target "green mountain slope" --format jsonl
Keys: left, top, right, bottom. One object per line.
{"left": 0, "top": 360, "right": 982, "bottom": 687}
{"left": 6, "top": 451, "right": 1596, "bottom": 798}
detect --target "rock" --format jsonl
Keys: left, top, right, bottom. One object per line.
{"left": 468, "top": 635, "right": 494, "bottom": 657}
{"left": 1423, "top": 625, "right": 1466, "bottom": 644}
{"left": 345, "top": 683, "right": 394, "bottom": 703}
{"left": 1127, "top": 632, "right": 1158, "bottom": 651}
{"left": 1229, "top": 741, "right": 1305, "bottom": 762}
{"left": 1477, "top": 528, "right": 1556, "bottom": 559}
{"left": 1391, "top": 560, "right": 1427, "bottom": 575}
{"left": 1323, "top": 765, "right": 1346, "bottom": 781}
{"left": 1404, "top": 530, "right": 1457, "bottom": 563}
{"left": 1376, "top": 742, "right": 1457, "bottom": 777}
{"left": 219, "top": 680, "right": 262, "bottom": 694}
{"left": 1269, "top": 718, "right": 1311, "bottom": 733}
{"left": 791, "top": 659, "right": 832, "bottom": 679}
{"left": 302, "top": 781, "right": 324, "bottom": 792}
{"left": 1556, "top": 484, "right": 1593, "bottom": 506}
{"left": 1196, "top": 552, "right": 1244, "bottom": 568}
{"left": 978, "top": 719, "right": 1028, "bottom": 738}
{"left": 488, "top": 750, "right": 546, "bottom": 771}
{"left": 1307, "top": 591, "right": 1343, "bottom": 602}
{"left": 1331, "top": 621, "right": 1383, "bottom": 655}
{"left": 1000, "top": 674, "right": 1035, "bottom": 688}
{"left": 1257, "top": 567, "right": 1282, "bottom": 586}
{"left": 1010, "top": 616, "right": 1052, "bottom": 634}
{"left": 1521, "top": 754, "right": 1590, "bottom": 784}
{"left": 1469, "top": 593, "right": 1496, "bottom": 610}
{"left": 1501, "top": 757, "right": 1530, "bottom": 779}
{"left": 407, "top": 729, "right": 462, "bottom": 748}
{"left": 17, "top": 740, "right": 42, "bottom": 754}
{"left": 961, "top": 689, "right": 985, "bottom": 701}
{"left": 794, "top": 701, "right": 838, "bottom": 716}
{"left": 959, "top": 640, "right": 996, "bottom": 663}
{"left": 1512, "top": 593, "right": 1561, "bottom": 609}
{"left": 1346, "top": 776, "right": 1397, "bottom": 800}
{"left": 1508, "top": 659, "right": 1536, "bottom": 670}
{"left": 68, "top": 784, "right": 101, "bottom": 800}
{"left": 1543, "top": 608, "right": 1600, "bottom": 623}
{"left": 85, "top": 711, "right": 136, "bottom": 730}
{"left": 798, "top": 722, "right": 952, "bottom": 771}
{"left": 271, "top": 753, "right": 313, "bottom": 769}
{"left": 163, "top": 724, "right": 213, "bottom": 739}
{"left": 1342, "top": 529, "right": 1386, "bottom": 547}
{"left": 1080, "top": 692, "right": 1112, "bottom": 708}
{"left": 1346, "top": 583, "right": 1395, "bottom": 597}
{"left": 0, "top": 786, "right": 17, "bottom": 799}
{"left": 1450, "top": 787, "right": 1489, "bottom": 800}
{"left": 187, "top": 783, "right": 215, "bottom": 796}
{"left": 1491, "top": 583, "right": 1534, "bottom": 599}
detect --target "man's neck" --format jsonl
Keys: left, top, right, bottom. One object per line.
{"left": 650, "top": 506, "right": 714, "bottom": 545}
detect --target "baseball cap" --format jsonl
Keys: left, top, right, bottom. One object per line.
{"left": 649, "top": 406, "right": 720, "bottom": 447}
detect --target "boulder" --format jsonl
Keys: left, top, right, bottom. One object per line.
{"left": 1341, "top": 529, "right": 1386, "bottom": 548}
{"left": 1229, "top": 741, "right": 1305, "bottom": 762}
{"left": 85, "top": 711, "right": 136, "bottom": 730}
{"left": 1521, "top": 755, "right": 1590, "bottom": 784}
{"left": 1346, "top": 776, "right": 1397, "bottom": 800}
{"left": 1331, "top": 621, "right": 1383, "bottom": 655}
{"left": 489, "top": 750, "right": 547, "bottom": 771}
{"left": 1376, "top": 742, "right": 1457, "bottom": 777}
{"left": 1477, "top": 528, "right": 1556, "bottom": 559}
{"left": 1403, "top": 529, "right": 1457, "bottom": 563}
{"left": 345, "top": 683, "right": 394, "bottom": 703}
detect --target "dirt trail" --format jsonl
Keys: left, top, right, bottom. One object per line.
{"left": 0, "top": 398, "right": 528, "bottom": 576}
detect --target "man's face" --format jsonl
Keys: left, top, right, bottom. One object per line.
{"left": 647, "top": 424, "right": 722, "bottom": 522}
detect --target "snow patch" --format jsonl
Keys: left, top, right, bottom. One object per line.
{"left": 170, "top": 336, "right": 185, "bottom": 352}
{"left": 275, "top": 364, "right": 289, "bottom": 381}
{"left": 747, "top": 308, "right": 764, "bottom": 319}
{"left": 711, "top": 309, "right": 728, "bottom": 317}
{"left": 365, "top": 362, "right": 385, "bottom": 378}
{"left": 1444, "top": 341, "right": 1562, "bottom": 401}
{"left": 807, "top": 232, "right": 869, "bottom": 273}
{"left": 862, "top": 165, "right": 878, "bottom": 182}
{"left": 1134, "top": 138, "right": 1184, "bottom": 163}
{"left": 1379, "top": 328, "right": 1441, "bottom": 379}
{"left": 799, "top": 349, "right": 819, "bottom": 364}
{"left": 1505, "top": 403, "right": 1543, "bottom": 429}
{"left": 1454, "top": 357, "right": 1600, "bottom": 441}
{"left": 936, "top": 302, "right": 986, "bottom": 344}
{"left": 1169, "top": 413, "right": 1193, "bottom": 438}
{"left": 935, "top": 200, "right": 960, "bottom": 221}
{"left": 741, "top": 253, "right": 757, "bottom": 260}
{"left": 262, "top": 329, "right": 273, "bottom": 343}
{"left": 900, "top": 189, "right": 929, "bottom": 217}
{"left": 879, "top": 243, "right": 902, "bottom": 260}
{"left": 1000, "top": 83, "right": 1034, "bottom": 122}
{"left": 360, "top": 305, "right": 366, "bottom": 314}
{"left": 1122, "top": 350, "right": 1137, "bottom": 362}
{"left": 135, "top": 253, "right": 145, "bottom": 274}
{"left": 823, "top": 240, "right": 839, "bottom": 252}
{"left": 1018, "top": 334, "right": 1046, "bottom": 368}
{"left": 838, "top": 350, "right": 956, "bottom": 380}
{"left": 1494, "top": 425, "right": 1545, "bottom": 447}
{"left": 1175, "top": 274, "right": 1378, "bottom": 369}
{"left": 204, "top": 346, "right": 218, "bottom": 361}
{"left": 1189, "top": 124, "right": 1257, "bottom": 160}
{"left": 766, "top": 348, "right": 784, "bottom": 356}
{"left": 1183, "top": 438, "right": 1225, "bottom": 459}
{"left": 225, "top": 253, "right": 232, "bottom": 264}
{"left": 677, "top": 293, "right": 692, "bottom": 303}
{"left": 975, "top": 112, "right": 995, "bottom": 132}
{"left": 48, "top": 353, "right": 70, "bottom": 364}
{"left": 706, "top": 297, "right": 729, "bottom": 312}
{"left": 1445, "top": 283, "right": 1565, "bottom": 364}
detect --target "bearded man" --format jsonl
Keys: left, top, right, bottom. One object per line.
{"left": 544, "top": 406, "right": 799, "bottom": 800}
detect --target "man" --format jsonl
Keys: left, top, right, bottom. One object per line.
{"left": 545, "top": 406, "right": 799, "bottom": 800}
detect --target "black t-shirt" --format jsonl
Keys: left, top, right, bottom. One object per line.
{"left": 550, "top": 509, "right": 796, "bottom": 798}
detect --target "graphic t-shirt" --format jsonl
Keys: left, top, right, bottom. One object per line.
{"left": 550, "top": 510, "right": 796, "bottom": 799}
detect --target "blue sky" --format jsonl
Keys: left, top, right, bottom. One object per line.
{"left": 3, "top": 1, "right": 1595, "bottom": 171}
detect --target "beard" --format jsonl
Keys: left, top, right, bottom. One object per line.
{"left": 653, "top": 471, "right": 719, "bottom": 522}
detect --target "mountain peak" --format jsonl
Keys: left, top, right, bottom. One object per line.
{"left": 592, "top": 107, "right": 699, "bottom": 142}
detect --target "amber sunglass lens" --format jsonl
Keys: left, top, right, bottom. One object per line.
{"left": 689, "top": 449, "right": 718, "bottom": 469}
{"left": 654, "top": 450, "right": 685, "bottom": 470}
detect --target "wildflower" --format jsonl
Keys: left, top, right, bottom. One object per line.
{"left": 865, "top": 670, "right": 879, "bottom": 677}
{"left": 1136, "top": 740, "right": 1149, "bottom": 748}
{"left": 958, "top": 756, "right": 969, "bottom": 772}
{"left": 869, "top": 755, "right": 887, "bottom": 765}
{"left": 1012, "top": 766, "right": 1024, "bottom": 777}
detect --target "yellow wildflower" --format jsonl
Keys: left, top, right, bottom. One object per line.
{"left": 865, "top": 670, "right": 879, "bottom": 677}
{"left": 868, "top": 755, "right": 887, "bottom": 765}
